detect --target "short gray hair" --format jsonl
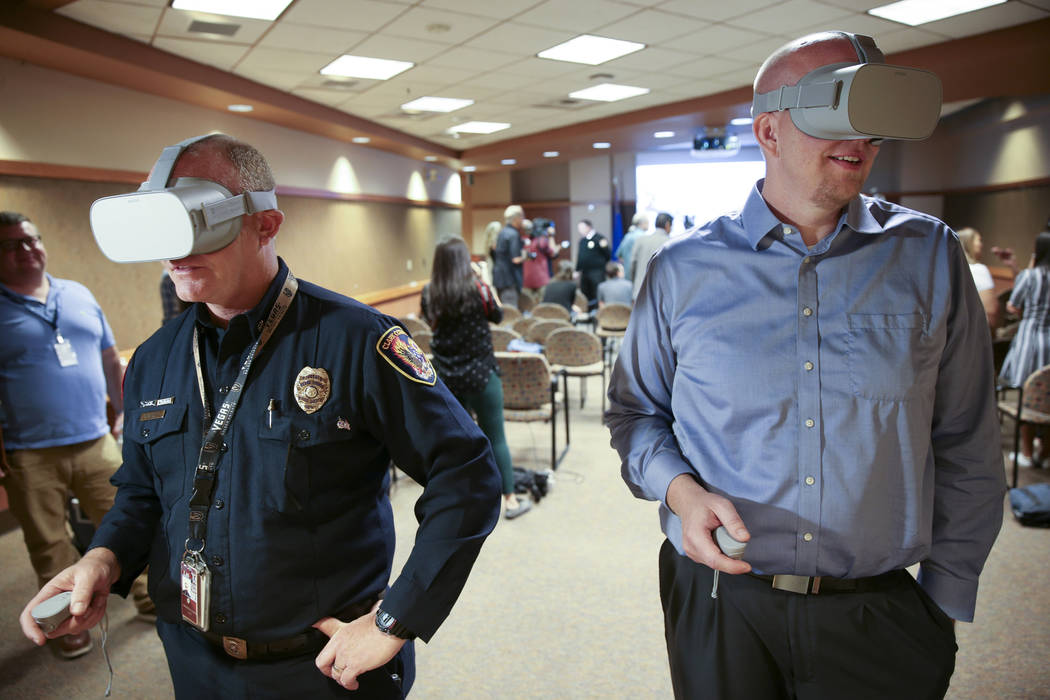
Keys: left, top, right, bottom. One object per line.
{"left": 184, "top": 134, "right": 276, "bottom": 193}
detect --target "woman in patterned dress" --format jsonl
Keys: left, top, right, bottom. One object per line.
{"left": 421, "top": 237, "right": 531, "bottom": 519}
{"left": 999, "top": 229, "right": 1050, "bottom": 465}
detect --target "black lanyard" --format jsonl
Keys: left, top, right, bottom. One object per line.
{"left": 185, "top": 270, "right": 298, "bottom": 553}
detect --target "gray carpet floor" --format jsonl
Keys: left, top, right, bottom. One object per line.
{"left": 1, "top": 375, "right": 1048, "bottom": 698}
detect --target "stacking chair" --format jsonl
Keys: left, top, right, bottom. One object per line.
{"left": 499, "top": 305, "right": 522, "bottom": 326}
{"left": 595, "top": 303, "right": 632, "bottom": 368}
{"left": 518, "top": 292, "right": 536, "bottom": 313}
{"left": 496, "top": 351, "right": 568, "bottom": 470}
{"left": 400, "top": 316, "right": 431, "bottom": 336}
{"left": 997, "top": 363, "right": 1050, "bottom": 487}
{"left": 532, "top": 302, "right": 572, "bottom": 322}
{"left": 527, "top": 318, "right": 571, "bottom": 345}
{"left": 545, "top": 327, "right": 606, "bottom": 415}
{"left": 489, "top": 326, "right": 521, "bottom": 352}
{"left": 573, "top": 290, "right": 594, "bottom": 330}
{"left": 512, "top": 317, "right": 537, "bottom": 338}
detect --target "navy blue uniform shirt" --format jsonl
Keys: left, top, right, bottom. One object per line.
{"left": 91, "top": 259, "right": 502, "bottom": 642}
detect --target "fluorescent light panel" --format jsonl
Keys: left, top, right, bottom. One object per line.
{"left": 447, "top": 121, "right": 510, "bottom": 135}
{"left": 463, "top": 166, "right": 477, "bottom": 172}
{"left": 352, "top": 137, "right": 371, "bottom": 144}
{"left": 401, "top": 96, "right": 474, "bottom": 113}
{"left": 538, "top": 34, "right": 645, "bottom": 66}
{"left": 868, "top": 0, "right": 1006, "bottom": 25}
{"left": 321, "top": 55, "right": 414, "bottom": 81}
{"left": 569, "top": 83, "right": 650, "bottom": 102}
{"left": 730, "top": 117, "right": 753, "bottom": 126}
{"left": 593, "top": 142, "right": 611, "bottom": 149}
{"left": 653, "top": 131, "right": 675, "bottom": 138}
{"left": 172, "top": 0, "right": 293, "bottom": 21}
{"left": 227, "top": 104, "right": 253, "bottom": 112}
{"left": 543, "top": 151, "right": 560, "bottom": 158}
{"left": 501, "top": 159, "right": 517, "bottom": 165}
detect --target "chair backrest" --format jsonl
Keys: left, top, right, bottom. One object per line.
{"left": 544, "top": 327, "right": 602, "bottom": 367}
{"left": 499, "top": 305, "right": 522, "bottom": 325}
{"left": 532, "top": 302, "right": 571, "bottom": 321}
{"left": 489, "top": 327, "right": 521, "bottom": 352}
{"left": 518, "top": 292, "right": 536, "bottom": 312}
{"left": 528, "top": 318, "right": 571, "bottom": 344}
{"left": 512, "top": 317, "right": 537, "bottom": 337}
{"left": 1022, "top": 364, "right": 1050, "bottom": 414}
{"left": 400, "top": 316, "right": 431, "bottom": 335}
{"left": 597, "top": 303, "right": 631, "bottom": 331}
{"left": 496, "top": 352, "right": 552, "bottom": 409}
{"left": 413, "top": 330, "right": 432, "bottom": 355}
{"left": 574, "top": 290, "right": 589, "bottom": 312}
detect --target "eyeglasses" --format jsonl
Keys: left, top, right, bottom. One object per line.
{"left": 0, "top": 235, "right": 43, "bottom": 252}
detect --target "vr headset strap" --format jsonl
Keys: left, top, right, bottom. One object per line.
{"left": 200, "top": 190, "right": 278, "bottom": 229}
{"left": 140, "top": 134, "right": 221, "bottom": 192}
{"left": 753, "top": 82, "right": 839, "bottom": 114}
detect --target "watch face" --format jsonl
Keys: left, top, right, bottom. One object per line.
{"left": 377, "top": 610, "right": 395, "bottom": 629}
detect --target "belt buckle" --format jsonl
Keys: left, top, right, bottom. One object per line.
{"left": 222, "top": 635, "right": 248, "bottom": 660}
{"left": 771, "top": 574, "right": 821, "bottom": 595}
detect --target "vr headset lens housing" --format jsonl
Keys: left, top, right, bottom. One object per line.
{"left": 751, "top": 33, "right": 942, "bottom": 142}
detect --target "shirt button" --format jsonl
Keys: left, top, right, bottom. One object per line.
{"left": 214, "top": 499, "right": 225, "bottom": 510}
{"left": 211, "top": 555, "right": 224, "bottom": 566}
{"left": 804, "top": 361, "right": 814, "bottom": 371}
{"left": 219, "top": 385, "right": 230, "bottom": 394}
{"left": 805, "top": 476, "right": 815, "bottom": 486}
{"left": 782, "top": 225, "right": 793, "bottom": 235}
{"left": 802, "top": 307, "right": 813, "bottom": 317}
{"left": 140, "top": 427, "right": 151, "bottom": 438}
{"left": 803, "top": 256, "right": 811, "bottom": 264}
{"left": 803, "top": 532, "right": 814, "bottom": 542}
{"left": 297, "top": 430, "right": 311, "bottom": 442}
{"left": 214, "top": 613, "right": 227, "bottom": 624}
{"left": 805, "top": 418, "right": 815, "bottom": 428}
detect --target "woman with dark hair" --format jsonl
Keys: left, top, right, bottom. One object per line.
{"left": 541, "top": 260, "right": 579, "bottom": 313}
{"left": 523, "top": 218, "right": 558, "bottom": 293}
{"left": 999, "top": 229, "right": 1050, "bottom": 466}
{"left": 421, "top": 237, "right": 531, "bottom": 519}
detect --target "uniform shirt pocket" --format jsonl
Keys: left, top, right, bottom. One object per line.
{"left": 125, "top": 402, "right": 189, "bottom": 505}
{"left": 846, "top": 312, "right": 934, "bottom": 402}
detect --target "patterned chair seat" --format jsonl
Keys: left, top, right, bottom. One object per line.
{"left": 495, "top": 351, "right": 569, "bottom": 470}
{"left": 545, "top": 327, "right": 606, "bottom": 414}
{"left": 489, "top": 327, "right": 521, "bottom": 352}
{"left": 997, "top": 363, "right": 1050, "bottom": 487}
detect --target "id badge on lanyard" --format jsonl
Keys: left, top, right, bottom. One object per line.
{"left": 54, "top": 333, "right": 78, "bottom": 367}
{"left": 181, "top": 551, "right": 212, "bottom": 631}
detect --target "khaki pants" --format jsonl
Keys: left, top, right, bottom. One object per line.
{"left": 3, "top": 434, "right": 150, "bottom": 611}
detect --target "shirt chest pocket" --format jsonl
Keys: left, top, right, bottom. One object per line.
{"left": 125, "top": 402, "right": 189, "bottom": 505}
{"left": 846, "top": 312, "right": 937, "bottom": 402}
{"left": 257, "top": 404, "right": 360, "bottom": 517}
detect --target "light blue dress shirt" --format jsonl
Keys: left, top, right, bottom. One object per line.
{"left": 606, "top": 181, "right": 1006, "bottom": 622}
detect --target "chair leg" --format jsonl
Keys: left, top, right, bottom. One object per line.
{"left": 601, "top": 368, "right": 606, "bottom": 419}
{"left": 580, "top": 375, "right": 587, "bottom": 409}
{"left": 563, "top": 372, "right": 571, "bottom": 446}
{"left": 1013, "top": 386, "right": 1024, "bottom": 489}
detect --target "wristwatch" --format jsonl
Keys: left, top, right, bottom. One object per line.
{"left": 375, "top": 608, "right": 416, "bottom": 640}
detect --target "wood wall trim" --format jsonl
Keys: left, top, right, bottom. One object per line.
{"left": 472, "top": 200, "right": 638, "bottom": 209}
{"left": 276, "top": 185, "right": 461, "bottom": 210}
{"left": 886, "top": 176, "right": 1050, "bottom": 198}
{"left": 357, "top": 280, "right": 428, "bottom": 306}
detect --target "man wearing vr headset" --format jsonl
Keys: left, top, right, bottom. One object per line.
{"left": 607, "top": 32, "right": 1005, "bottom": 698}
{"left": 20, "top": 134, "right": 502, "bottom": 698}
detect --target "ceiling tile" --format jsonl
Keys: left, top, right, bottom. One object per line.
{"left": 156, "top": 8, "right": 271, "bottom": 44}
{"left": 674, "top": 24, "right": 774, "bottom": 56}
{"left": 665, "top": 55, "right": 751, "bottom": 79}
{"left": 232, "top": 66, "right": 307, "bottom": 91}
{"left": 237, "top": 46, "right": 334, "bottom": 73}
{"left": 291, "top": 87, "right": 359, "bottom": 107}
{"left": 258, "top": 23, "right": 368, "bottom": 54}
{"left": 717, "top": 35, "right": 792, "bottom": 63}
{"left": 152, "top": 37, "right": 250, "bottom": 70}
{"left": 396, "top": 64, "right": 481, "bottom": 86}
{"left": 379, "top": 6, "right": 501, "bottom": 44}
{"left": 465, "top": 21, "right": 575, "bottom": 54}
{"left": 427, "top": 46, "right": 520, "bottom": 71}
{"left": 789, "top": 12, "right": 913, "bottom": 40}
{"left": 513, "top": 0, "right": 639, "bottom": 32}
{"left": 873, "top": 27, "right": 951, "bottom": 53}
{"left": 729, "top": 0, "right": 856, "bottom": 34}
{"left": 594, "top": 9, "right": 711, "bottom": 44}
{"left": 456, "top": 71, "right": 543, "bottom": 91}
{"left": 919, "top": 3, "right": 1049, "bottom": 38}
{"left": 601, "top": 46, "right": 700, "bottom": 72}
{"left": 814, "top": 0, "right": 888, "bottom": 10}
{"left": 420, "top": 0, "right": 544, "bottom": 19}
{"left": 710, "top": 66, "right": 761, "bottom": 89}
{"left": 500, "top": 57, "right": 584, "bottom": 79}
{"left": 57, "top": 0, "right": 162, "bottom": 37}
{"left": 657, "top": 0, "right": 782, "bottom": 23}
{"left": 350, "top": 34, "right": 450, "bottom": 62}
{"left": 280, "top": 0, "right": 410, "bottom": 32}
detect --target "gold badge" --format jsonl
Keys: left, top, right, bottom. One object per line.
{"left": 294, "top": 367, "right": 330, "bottom": 414}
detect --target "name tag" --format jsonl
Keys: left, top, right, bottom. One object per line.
{"left": 139, "top": 409, "right": 167, "bottom": 421}
{"left": 54, "top": 337, "right": 78, "bottom": 367}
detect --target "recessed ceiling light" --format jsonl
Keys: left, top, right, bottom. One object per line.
{"left": 463, "top": 166, "right": 477, "bottom": 172}
{"left": 501, "top": 158, "right": 517, "bottom": 165}
{"left": 730, "top": 117, "right": 753, "bottom": 126}
{"left": 569, "top": 83, "right": 649, "bottom": 102}
{"left": 653, "top": 131, "right": 675, "bottom": 138}
{"left": 447, "top": 121, "right": 511, "bottom": 135}
{"left": 538, "top": 34, "right": 645, "bottom": 65}
{"left": 593, "top": 142, "right": 611, "bottom": 149}
{"left": 352, "top": 136, "right": 371, "bottom": 144}
{"left": 401, "top": 96, "right": 474, "bottom": 113}
{"left": 868, "top": 0, "right": 1006, "bottom": 25}
{"left": 227, "top": 104, "right": 253, "bottom": 112}
{"left": 321, "top": 55, "right": 414, "bottom": 81}
{"left": 543, "top": 151, "right": 560, "bottom": 158}
{"left": 171, "top": 0, "right": 294, "bottom": 21}
{"left": 424, "top": 156, "right": 438, "bottom": 162}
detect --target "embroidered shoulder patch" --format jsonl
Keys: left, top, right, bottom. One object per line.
{"left": 376, "top": 326, "right": 436, "bottom": 386}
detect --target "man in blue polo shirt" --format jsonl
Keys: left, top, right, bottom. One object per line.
{"left": 0, "top": 211, "right": 151, "bottom": 659}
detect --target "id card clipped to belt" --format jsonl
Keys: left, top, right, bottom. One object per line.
{"left": 180, "top": 550, "right": 211, "bottom": 632}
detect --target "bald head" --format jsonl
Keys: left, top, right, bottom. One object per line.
{"left": 754, "top": 32, "right": 861, "bottom": 95}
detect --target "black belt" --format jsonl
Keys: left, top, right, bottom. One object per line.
{"left": 747, "top": 570, "right": 902, "bottom": 595}
{"left": 197, "top": 597, "right": 378, "bottom": 661}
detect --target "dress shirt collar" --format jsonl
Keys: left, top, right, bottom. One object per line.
{"left": 194, "top": 257, "right": 290, "bottom": 343}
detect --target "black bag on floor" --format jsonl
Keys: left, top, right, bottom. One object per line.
{"left": 1008, "top": 483, "right": 1050, "bottom": 527}
{"left": 513, "top": 467, "right": 552, "bottom": 503}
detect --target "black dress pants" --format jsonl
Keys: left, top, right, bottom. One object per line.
{"left": 658, "top": 540, "right": 957, "bottom": 700}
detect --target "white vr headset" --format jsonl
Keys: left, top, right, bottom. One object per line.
{"left": 751, "top": 32, "right": 942, "bottom": 142}
{"left": 90, "top": 134, "right": 278, "bottom": 263}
